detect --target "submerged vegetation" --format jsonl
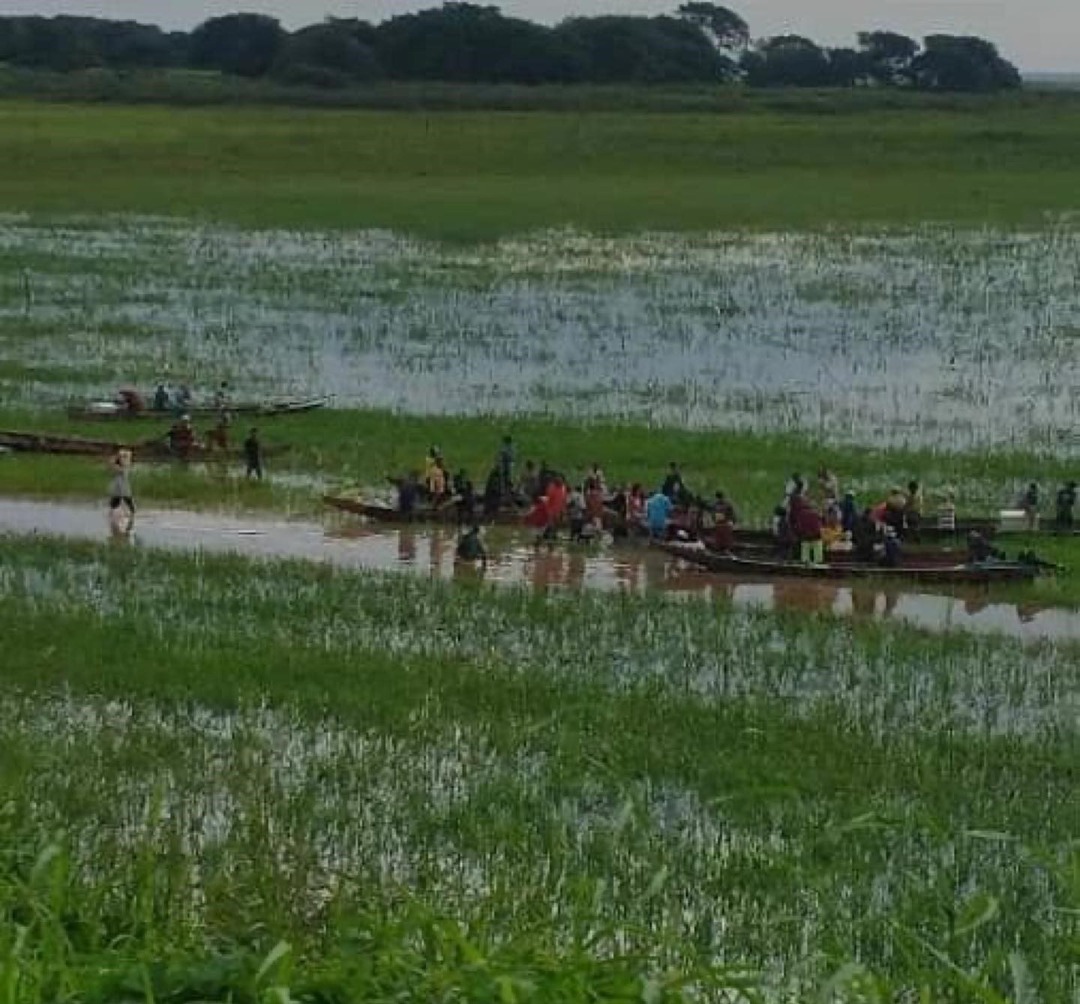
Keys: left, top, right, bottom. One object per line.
{"left": 0, "top": 535, "right": 1078, "bottom": 999}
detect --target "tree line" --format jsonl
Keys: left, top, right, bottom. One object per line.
{"left": 0, "top": 4, "right": 1022, "bottom": 93}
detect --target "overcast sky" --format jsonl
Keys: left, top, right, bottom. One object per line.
{"left": 0, "top": 0, "right": 1072, "bottom": 72}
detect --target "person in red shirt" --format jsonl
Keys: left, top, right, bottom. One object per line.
{"left": 789, "top": 494, "right": 824, "bottom": 565}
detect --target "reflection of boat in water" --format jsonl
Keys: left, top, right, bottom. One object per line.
{"left": 656, "top": 541, "right": 1042, "bottom": 585}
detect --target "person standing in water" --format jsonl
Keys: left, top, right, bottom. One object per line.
{"left": 108, "top": 449, "right": 135, "bottom": 518}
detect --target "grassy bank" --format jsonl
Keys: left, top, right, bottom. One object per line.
{"left": 0, "top": 535, "right": 1077, "bottom": 999}
{"left": 1, "top": 100, "right": 1080, "bottom": 237}
{"left": 3, "top": 407, "right": 1076, "bottom": 516}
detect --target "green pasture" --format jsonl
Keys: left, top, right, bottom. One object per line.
{"left": 1, "top": 99, "right": 1080, "bottom": 237}
{"left": 0, "top": 535, "right": 1077, "bottom": 1000}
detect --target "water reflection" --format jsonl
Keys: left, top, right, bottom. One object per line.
{"left": 0, "top": 497, "right": 1076, "bottom": 645}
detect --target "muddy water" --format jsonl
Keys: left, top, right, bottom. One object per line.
{"left": 0, "top": 497, "right": 1077, "bottom": 644}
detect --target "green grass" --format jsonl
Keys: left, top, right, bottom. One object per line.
{"left": 0, "top": 535, "right": 1077, "bottom": 999}
{"left": 2, "top": 99, "right": 1080, "bottom": 237}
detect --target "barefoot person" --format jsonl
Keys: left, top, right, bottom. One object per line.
{"left": 108, "top": 449, "right": 135, "bottom": 519}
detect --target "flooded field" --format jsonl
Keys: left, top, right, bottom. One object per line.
{"left": 1, "top": 496, "right": 1076, "bottom": 643}
{"left": 1, "top": 217, "right": 1079, "bottom": 452}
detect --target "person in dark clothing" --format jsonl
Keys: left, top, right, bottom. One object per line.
{"left": 881, "top": 528, "right": 902, "bottom": 568}
{"left": 967, "top": 531, "right": 995, "bottom": 563}
{"left": 398, "top": 472, "right": 420, "bottom": 517}
{"left": 483, "top": 466, "right": 502, "bottom": 517}
{"left": 610, "top": 486, "right": 629, "bottom": 540}
{"left": 243, "top": 428, "right": 262, "bottom": 480}
{"left": 453, "top": 470, "right": 476, "bottom": 524}
{"left": 713, "top": 491, "right": 737, "bottom": 524}
{"left": 1056, "top": 482, "right": 1077, "bottom": 529}
{"left": 497, "top": 435, "right": 514, "bottom": 498}
{"left": 840, "top": 491, "right": 858, "bottom": 534}
{"left": 661, "top": 463, "right": 683, "bottom": 501}
{"left": 456, "top": 525, "right": 487, "bottom": 567}
{"left": 852, "top": 508, "right": 879, "bottom": 563}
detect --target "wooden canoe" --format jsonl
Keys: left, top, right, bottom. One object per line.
{"left": 67, "top": 396, "right": 329, "bottom": 421}
{"left": 323, "top": 495, "right": 529, "bottom": 527}
{"left": 0, "top": 429, "right": 287, "bottom": 462}
{"left": 657, "top": 541, "right": 1041, "bottom": 585}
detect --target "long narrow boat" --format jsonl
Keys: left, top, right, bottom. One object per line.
{"left": 323, "top": 495, "right": 528, "bottom": 527}
{"left": 657, "top": 541, "right": 1041, "bottom": 585}
{"left": 0, "top": 429, "right": 288, "bottom": 462}
{"left": 67, "top": 396, "right": 330, "bottom": 421}
{"left": 728, "top": 522, "right": 998, "bottom": 546}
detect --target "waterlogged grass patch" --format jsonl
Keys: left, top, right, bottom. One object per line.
{"left": 2, "top": 217, "right": 1080, "bottom": 452}
{"left": 0, "top": 536, "right": 1076, "bottom": 997}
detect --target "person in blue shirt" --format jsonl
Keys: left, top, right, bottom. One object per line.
{"left": 645, "top": 490, "right": 674, "bottom": 539}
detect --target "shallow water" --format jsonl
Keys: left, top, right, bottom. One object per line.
{"left": 0, "top": 497, "right": 1076, "bottom": 644}
{"left": 3, "top": 219, "right": 1080, "bottom": 452}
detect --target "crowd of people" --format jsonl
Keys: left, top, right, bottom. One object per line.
{"left": 413, "top": 440, "right": 1078, "bottom": 567}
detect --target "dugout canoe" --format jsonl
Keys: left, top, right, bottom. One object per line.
{"left": 67, "top": 396, "right": 329, "bottom": 421}
{"left": 0, "top": 429, "right": 288, "bottom": 462}
{"left": 656, "top": 541, "right": 1041, "bottom": 585}
{"left": 323, "top": 495, "right": 527, "bottom": 526}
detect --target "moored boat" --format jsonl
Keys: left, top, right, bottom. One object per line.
{"left": 657, "top": 541, "right": 1042, "bottom": 585}
{"left": 0, "top": 429, "right": 288, "bottom": 462}
{"left": 323, "top": 495, "right": 527, "bottom": 526}
{"left": 67, "top": 396, "right": 330, "bottom": 421}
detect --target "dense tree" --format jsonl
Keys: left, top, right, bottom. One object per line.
{"left": 857, "top": 30, "right": 917, "bottom": 86}
{"left": 375, "top": 4, "right": 577, "bottom": 84}
{"left": 556, "top": 15, "right": 725, "bottom": 83}
{"left": 273, "top": 19, "right": 381, "bottom": 87}
{"left": 742, "top": 35, "right": 832, "bottom": 88}
{"left": 911, "top": 34, "right": 1021, "bottom": 92}
{"left": 826, "top": 47, "right": 867, "bottom": 87}
{"left": 676, "top": 2, "right": 749, "bottom": 54}
{"left": 189, "top": 13, "right": 285, "bottom": 78}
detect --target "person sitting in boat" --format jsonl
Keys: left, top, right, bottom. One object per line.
{"left": 152, "top": 383, "right": 169, "bottom": 412}
{"left": 937, "top": 490, "right": 957, "bottom": 532}
{"left": 713, "top": 491, "right": 737, "bottom": 525}
{"left": 609, "top": 486, "right": 630, "bottom": 541}
{"left": 168, "top": 415, "right": 196, "bottom": 460}
{"left": 207, "top": 415, "right": 229, "bottom": 452}
{"left": 839, "top": 491, "right": 858, "bottom": 534}
{"left": 584, "top": 480, "right": 606, "bottom": 532}
{"left": 904, "top": 480, "right": 923, "bottom": 538}
{"left": 524, "top": 494, "right": 551, "bottom": 545}
{"left": 881, "top": 526, "right": 902, "bottom": 568}
{"left": 174, "top": 384, "right": 192, "bottom": 415}
{"left": 1020, "top": 481, "right": 1040, "bottom": 531}
{"left": 545, "top": 476, "right": 568, "bottom": 527}
{"left": 645, "top": 489, "right": 674, "bottom": 540}
{"left": 821, "top": 506, "right": 844, "bottom": 552}
{"left": 398, "top": 472, "right": 421, "bottom": 516}
{"left": 712, "top": 513, "right": 736, "bottom": 553}
{"left": 1056, "top": 481, "right": 1077, "bottom": 529}
{"left": 882, "top": 486, "right": 907, "bottom": 533}
{"left": 852, "top": 508, "right": 879, "bottom": 562}
{"left": 967, "top": 530, "right": 996, "bottom": 564}
{"left": 117, "top": 387, "right": 145, "bottom": 415}
{"left": 453, "top": 472, "right": 476, "bottom": 524}
{"left": 789, "top": 494, "right": 824, "bottom": 565}
{"left": 816, "top": 465, "right": 839, "bottom": 506}
{"left": 567, "top": 486, "right": 587, "bottom": 541}
{"left": 517, "top": 460, "right": 540, "bottom": 503}
{"left": 456, "top": 524, "right": 487, "bottom": 568}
